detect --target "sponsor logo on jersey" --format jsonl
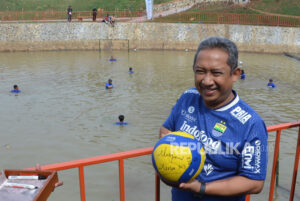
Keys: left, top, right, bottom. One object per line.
{"left": 242, "top": 142, "right": 254, "bottom": 170}
{"left": 204, "top": 163, "right": 214, "bottom": 176}
{"left": 181, "top": 109, "right": 197, "bottom": 122}
{"left": 212, "top": 121, "right": 227, "bottom": 137}
{"left": 230, "top": 106, "right": 252, "bottom": 124}
{"left": 188, "top": 106, "right": 195, "bottom": 114}
{"left": 180, "top": 121, "right": 221, "bottom": 153}
{"left": 254, "top": 140, "right": 261, "bottom": 174}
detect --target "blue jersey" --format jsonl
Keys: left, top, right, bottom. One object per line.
{"left": 115, "top": 122, "right": 128, "bottom": 125}
{"left": 163, "top": 88, "right": 268, "bottom": 201}
{"left": 267, "top": 83, "right": 276, "bottom": 88}
{"left": 10, "top": 89, "right": 21, "bottom": 93}
{"left": 240, "top": 74, "right": 246, "bottom": 80}
{"left": 128, "top": 70, "right": 135, "bottom": 74}
{"left": 105, "top": 83, "right": 114, "bottom": 89}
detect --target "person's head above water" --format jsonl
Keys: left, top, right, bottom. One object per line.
{"left": 192, "top": 36, "right": 240, "bottom": 109}
{"left": 118, "top": 115, "right": 125, "bottom": 122}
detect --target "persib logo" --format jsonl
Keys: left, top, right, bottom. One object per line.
{"left": 212, "top": 121, "right": 227, "bottom": 137}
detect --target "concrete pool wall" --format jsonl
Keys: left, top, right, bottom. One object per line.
{"left": 0, "top": 22, "right": 299, "bottom": 53}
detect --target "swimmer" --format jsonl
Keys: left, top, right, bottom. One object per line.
{"left": 10, "top": 85, "right": 21, "bottom": 93}
{"left": 240, "top": 69, "right": 246, "bottom": 80}
{"left": 115, "top": 115, "right": 128, "bottom": 125}
{"left": 109, "top": 56, "right": 116, "bottom": 62}
{"left": 128, "top": 67, "right": 134, "bottom": 74}
{"left": 105, "top": 79, "right": 114, "bottom": 89}
{"left": 267, "top": 78, "right": 276, "bottom": 88}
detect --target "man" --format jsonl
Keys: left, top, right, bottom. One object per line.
{"left": 105, "top": 78, "right": 114, "bottom": 89}
{"left": 159, "top": 36, "right": 268, "bottom": 201}
{"left": 92, "top": 8, "right": 97, "bottom": 22}
{"left": 10, "top": 85, "right": 21, "bottom": 93}
{"left": 67, "top": 6, "right": 72, "bottom": 22}
{"left": 267, "top": 78, "right": 276, "bottom": 88}
{"left": 115, "top": 115, "right": 128, "bottom": 125}
{"left": 128, "top": 67, "right": 134, "bottom": 74}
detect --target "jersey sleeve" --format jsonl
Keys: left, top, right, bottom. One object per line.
{"left": 238, "top": 119, "right": 268, "bottom": 180}
{"left": 162, "top": 95, "right": 184, "bottom": 131}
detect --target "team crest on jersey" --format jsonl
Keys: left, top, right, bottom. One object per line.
{"left": 212, "top": 121, "right": 227, "bottom": 137}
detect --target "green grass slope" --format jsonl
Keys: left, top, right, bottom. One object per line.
{"left": 0, "top": 0, "right": 171, "bottom": 11}
{"left": 249, "top": 0, "right": 300, "bottom": 16}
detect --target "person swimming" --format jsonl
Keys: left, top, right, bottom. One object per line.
{"left": 128, "top": 67, "right": 134, "bottom": 74}
{"left": 10, "top": 85, "right": 21, "bottom": 93}
{"left": 240, "top": 69, "right": 246, "bottom": 80}
{"left": 267, "top": 78, "right": 276, "bottom": 88}
{"left": 105, "top": 79, "right": 114, "bottom": 89}
{"left": 115, "top": 115, "right": 128, "bottom": 125}
{"left": 109, "top": 56, "right": 116, "bottom": 62}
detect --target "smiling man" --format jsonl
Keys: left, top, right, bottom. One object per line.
{"left": 159, "top": 37, "right": 268, "bottom": 201}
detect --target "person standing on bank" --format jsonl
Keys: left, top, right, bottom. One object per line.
{"left": 159, "top": 36, "right": 268, "bottom": 201}
{"left": 92, "top": 8, "right": 97, "bottom": 22}
{"left": 67, "top": 6, "right": 72, "bottom": 22}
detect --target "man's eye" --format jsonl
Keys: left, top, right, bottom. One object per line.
{"left": 213, "top": 72, "right": 222, "bottom": 75}
{"left": 195, "top": 69, "right": 204, "bottom": 74}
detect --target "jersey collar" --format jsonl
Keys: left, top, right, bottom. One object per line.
{"left": 214, "top": 90, "right": 239, "bottom": 111}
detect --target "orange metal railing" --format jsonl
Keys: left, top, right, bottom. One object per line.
{"left": 28, "top": 121, "right": 300, "bottom": 201}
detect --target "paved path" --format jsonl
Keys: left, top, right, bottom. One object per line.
{"left": 129, "top": 4, "right": 195, "bottom": 22}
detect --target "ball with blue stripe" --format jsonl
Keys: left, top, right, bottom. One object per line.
{"left": 152, "top": 131, "right": 205, "bottom": 185}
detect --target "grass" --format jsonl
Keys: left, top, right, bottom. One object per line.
{"left": 249, "top": 0, "right": 300, "bottom": 16}
{"left": 0, "top": 0, "right": 172, "bottom": 11}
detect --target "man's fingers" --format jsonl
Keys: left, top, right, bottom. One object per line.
{"left": 35, "top": 163, "right": 41, "bottom": 170}
{"left": 54, "top": 181, "right": 63, "bottom": 188}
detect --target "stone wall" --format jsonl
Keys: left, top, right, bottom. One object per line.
{"left": 0, "top": 22, "right": 299, "bottom": 53}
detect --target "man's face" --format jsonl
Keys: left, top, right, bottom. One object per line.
{"left": 194, "top": 48, "right": 240, "bottom": 109}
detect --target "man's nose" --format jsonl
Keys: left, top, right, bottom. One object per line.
{"left": 201, "top": 74, "right": 214, "bottom": 86}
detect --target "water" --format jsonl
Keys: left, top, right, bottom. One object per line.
{"left": 0, "top": 50, "right": 299, "bottom": 201}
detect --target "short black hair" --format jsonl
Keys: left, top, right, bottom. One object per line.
{"left": 118, "top": 115, "right": 124, "bottom": 122}
{"left": 193, "top": 36, "right": 238, "bottom": 73}
{"left": 13, "top": 85, "right": 18, "bottom": 89}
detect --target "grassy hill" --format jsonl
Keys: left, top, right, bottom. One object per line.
{"left": 189, "top": 0, "right": 300, "bottom": 16}
{"left": 0, "top": 0, "right": 171, "bottom": 11}
{"left": 0, "top": 0, "right": 299, "bottom": 16}
{"left": 249, "top": 0, "right": 300, "bottom": 16}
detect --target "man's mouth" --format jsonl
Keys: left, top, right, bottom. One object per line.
{"left": 201, "top": 88, "right": 217, "bottom": 96}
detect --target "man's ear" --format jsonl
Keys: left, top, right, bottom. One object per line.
{"left": 232, "top": 67, "right": 241, "bottom": 82}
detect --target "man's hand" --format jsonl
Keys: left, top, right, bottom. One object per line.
{"left": 159, "top": 126, "right": 171, "bottom": 138}
{"left": 179, "top": 179, "right": 201, "bottom": 193}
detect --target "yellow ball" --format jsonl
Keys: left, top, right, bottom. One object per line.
{"left": 152, "top": 131, "right": 205, "bottom": 185}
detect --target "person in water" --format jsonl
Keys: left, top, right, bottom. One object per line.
{"left": 105, "top": 79, "right": 114, "bottom": 89}
{"left": 240, "top": 69, "right": 246, "bottom": 80}
{"left": 267, "top": 78, "right": 276, "bottom": 88}
{"left": 115, "top": 115, "right": 128, "bottom": 125}
{"left": 128, "top": 67, "right": 134, "bottom": 74}
{"left": 10, "top": 85, "right": 21, "bottom": 93}
{"left": 109, "top": 56, "right": 116, "bottom": 62}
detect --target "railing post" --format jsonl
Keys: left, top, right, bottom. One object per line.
{"left": 79, "top": 166, "right": 86, "bottom": 201}
{"left": 119, "top": 159, "right": 125, "bottom": 201}
{"left": 268, "top": 130, "right": 282, "bottom": 201}
{"left": 155, "top": 173, "right": 160, "bottom": 201}
{"left": 289, "top": 127, "right": 300, "bottom": 201}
